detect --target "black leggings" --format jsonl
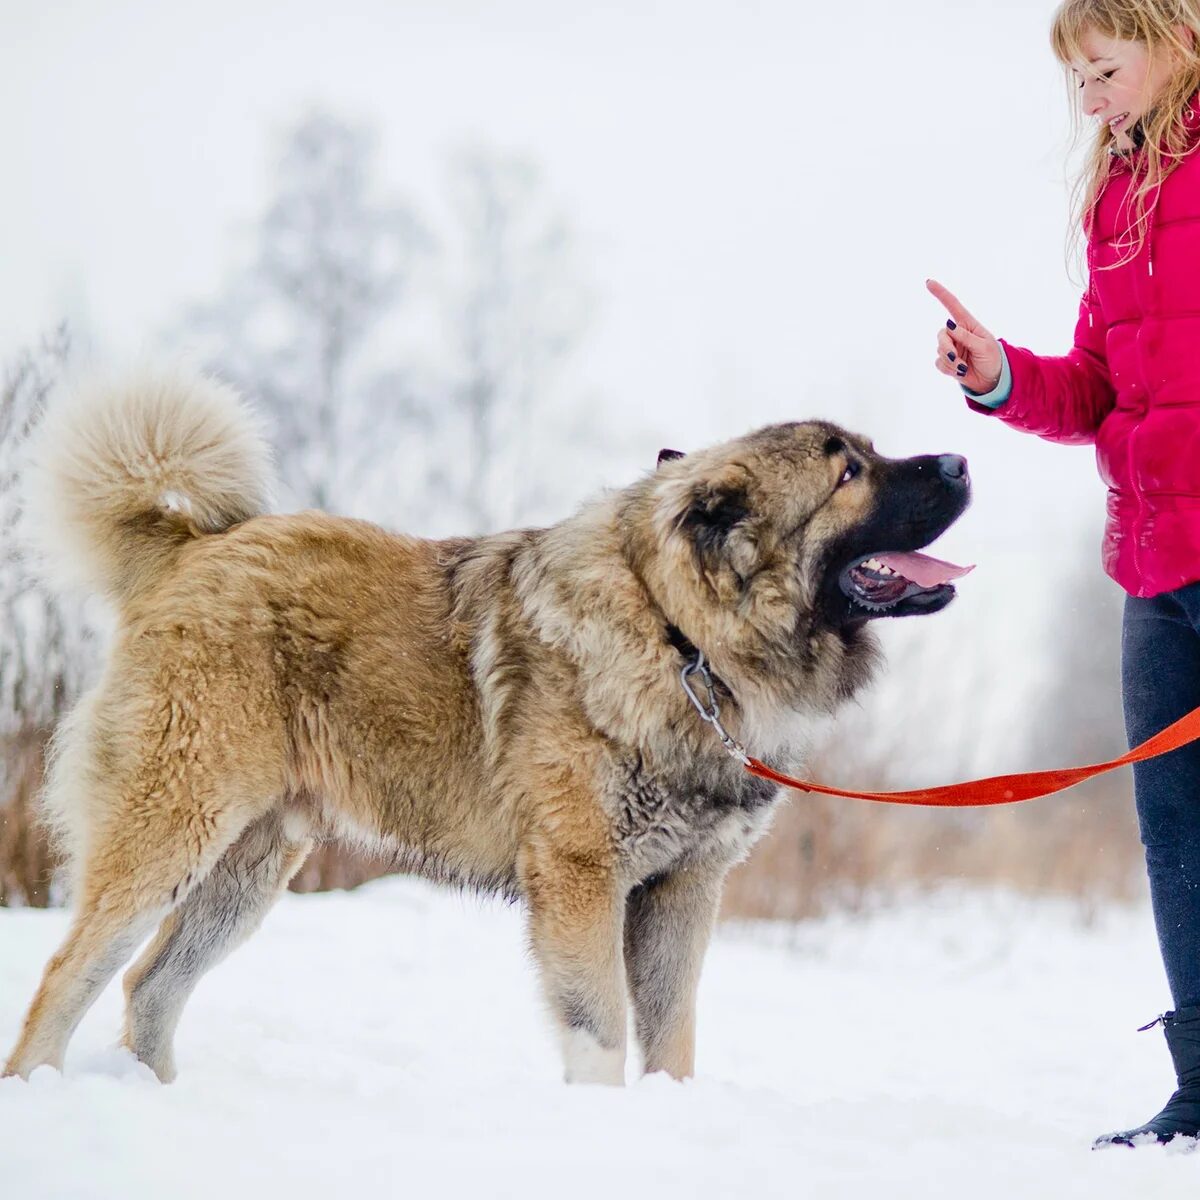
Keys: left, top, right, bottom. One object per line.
{"left": 1123, "top": 582, "right": 1200, "bottom": 1010}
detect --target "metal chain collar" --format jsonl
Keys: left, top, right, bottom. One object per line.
{"left": 679, "top": 649, "right": 750, "bottom": 767}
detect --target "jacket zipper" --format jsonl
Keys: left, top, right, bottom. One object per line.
{"left": 1129, "top": 191, "right": 1159, "bottom": 586}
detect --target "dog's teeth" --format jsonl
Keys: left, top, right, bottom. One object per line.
{"left": 878, "top": 565, "right": 893, "bottom": 576}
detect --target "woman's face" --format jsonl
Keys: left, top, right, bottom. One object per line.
{"left": 1072, "top": 28, "right": 1180, "bottom": 149}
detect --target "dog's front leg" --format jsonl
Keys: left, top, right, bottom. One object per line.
{"left": 623, "top": 864, "right": 727, "bottom": 1080}
{"left": 522, "top": 842, "right": 627, "bottom": 1085}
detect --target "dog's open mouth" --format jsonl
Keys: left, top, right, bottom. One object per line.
{"left": 839, "top": 550, "right": 974, "bottom": 615}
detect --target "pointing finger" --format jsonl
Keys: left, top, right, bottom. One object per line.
{"left": 926, "top": 278, "right": 984, "bottom": 333}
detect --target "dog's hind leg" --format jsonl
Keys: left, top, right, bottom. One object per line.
{"left": 521, "top": 840, "right": 629, "bottom": 1086}
{"left": 624, "top": 864, "right": 726, "bottom": 1080}
{"left": 3, "top": 753, "right": 278, "bottom": 1081}
{"left": 2, "top": 817, "right": 248, "bottom": 1080}
{"left": 120, "top": 809, "right": 311, "bottom": 1081}
{"left": 2, "top": 890, "right": 168, "bottom": 1080}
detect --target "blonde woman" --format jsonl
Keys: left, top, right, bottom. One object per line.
{"left": 929, "top": 0, "right": 1200, "bottom": 1148}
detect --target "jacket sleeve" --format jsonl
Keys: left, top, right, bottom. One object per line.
{"left": 961, "top": 348, "right": 1011, "bottom": 408}
{"left": 965, "top": 291, "right": 1115, "bottom": 445}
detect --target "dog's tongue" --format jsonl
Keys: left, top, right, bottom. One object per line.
{"left": 875, "top": 552, "right": 975, "bottom": 588}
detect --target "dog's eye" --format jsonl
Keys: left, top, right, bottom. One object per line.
{"left": 839, "top": 461, "right": 861, "bottom": 486}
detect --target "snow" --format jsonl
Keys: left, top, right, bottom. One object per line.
{"left": 2, "top": 878, "right": 1198, "bottom": 1197}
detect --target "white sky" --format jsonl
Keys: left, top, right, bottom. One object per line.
{"left": 1, "top": 0, "right": 1111, "bottom": 587}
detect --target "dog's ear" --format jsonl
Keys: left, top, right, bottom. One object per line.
{"left": 682, "top": 482, "right": 748, "bottom": 560}
{"left": 679, "top": 470, "right": 758, "bottom": 593}
{"left": 657, "top": 448, "right": 685, "bottom": 467}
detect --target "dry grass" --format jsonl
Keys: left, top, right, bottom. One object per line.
{"left": 721, "top": 769, "right": 1144, "bottom": 920}
{"left": 0, "top": 731, "right": 57, "bottom": 907}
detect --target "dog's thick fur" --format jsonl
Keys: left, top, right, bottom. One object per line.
{"left": 5, "top": 370, "right": 967, "bottom": 1085}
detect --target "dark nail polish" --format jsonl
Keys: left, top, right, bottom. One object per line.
{"left": 948, "top": 352, "right": 956, "bottom": 362}
{"left": 947, "top": 319, "right": 957, "bottom": 331}
{"left": 956, "top": 363, "right": 967, "bottom": 376}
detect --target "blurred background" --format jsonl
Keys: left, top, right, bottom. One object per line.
{"left": 0, "top": 0, "right": 1138, "bottom": 917}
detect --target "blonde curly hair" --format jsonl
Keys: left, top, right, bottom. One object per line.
{"left": 1051, "top": 0, "right": 1200, "bottom": 267}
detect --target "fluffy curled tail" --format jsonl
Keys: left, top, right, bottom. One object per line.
{"left": 27, "top": 367, "right": 273, "bottom": 606}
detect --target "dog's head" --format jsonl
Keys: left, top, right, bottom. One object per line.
{"left": 630, "top": 421, "right": 971, "bottom": 708}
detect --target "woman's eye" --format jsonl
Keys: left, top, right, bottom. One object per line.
{"left": 840, "top": 461, "right": 860, "bottom": 485}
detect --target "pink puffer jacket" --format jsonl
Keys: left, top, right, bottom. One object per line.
{"left": 972, "top": 102, "right": 1200, "bottom": 598}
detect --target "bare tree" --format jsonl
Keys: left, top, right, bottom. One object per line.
{"left": 182, "top": 121, "right": 597, "bottom": 540}
{"left": 0, "top": 327, "right": 101, "bottom": 906}
{"left": 183, "top": 113, "right": 429, "bottom": 515}
{"left": 442, "top": 148, "right": 591, "bottom": 532}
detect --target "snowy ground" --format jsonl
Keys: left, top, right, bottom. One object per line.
{"left": 1, "top": 879, "right": 1197, "bottom": 1198}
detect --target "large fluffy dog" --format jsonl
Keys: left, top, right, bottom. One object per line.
{"left": 4, "top": 371, "right": 969, "bottom": 1085}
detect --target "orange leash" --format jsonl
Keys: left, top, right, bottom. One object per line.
{"left": 680, "top": 650, "right": 1200, "bottom": 808}
{"left": 744, "top": 700, "right": 1200, "bottom": 806}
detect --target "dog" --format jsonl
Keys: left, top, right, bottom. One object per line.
{"left": 4, "top": 369, "right": 969, "bottom": 1085}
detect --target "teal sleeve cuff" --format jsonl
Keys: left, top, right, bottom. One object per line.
{"left": 961, "top": 346, "right": 1011, "bottom": 409}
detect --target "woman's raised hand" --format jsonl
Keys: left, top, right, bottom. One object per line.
{"left": 926, "top": 279, "right": 1004, "bottom": 394}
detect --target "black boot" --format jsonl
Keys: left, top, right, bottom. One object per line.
{"left": 1094, "top": 1004, "right": 1200, "bottom": 1148}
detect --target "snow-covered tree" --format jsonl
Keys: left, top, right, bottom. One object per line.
{"left": 0, "top": 328, "right": 100, "bottom": 737}
{"left": 0, "top": 327, "right": 102, "bottom": 905}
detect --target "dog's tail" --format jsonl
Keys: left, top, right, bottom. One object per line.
{"left": 28, "top": 367, "right": 273, "bottom": 607}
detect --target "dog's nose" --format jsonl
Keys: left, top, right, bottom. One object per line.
{"left": 937, "top": 454, "right": 968, "bottom": 483}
